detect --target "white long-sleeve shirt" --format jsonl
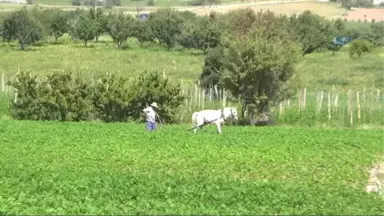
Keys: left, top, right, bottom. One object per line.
{"left": 143, "top": 106, "right": 156, "bottom": 122}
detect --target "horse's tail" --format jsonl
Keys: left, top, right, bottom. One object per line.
{"left": 192, "top": 112, "right": 198, "bottom": 125}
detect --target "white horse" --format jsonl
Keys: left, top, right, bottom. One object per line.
{"left": 191, "top": 107, "right": 238, "bottom": 134}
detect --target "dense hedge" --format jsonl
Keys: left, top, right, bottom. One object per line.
{"left": 8, "top": 71, "right": 184, "bottom": 123}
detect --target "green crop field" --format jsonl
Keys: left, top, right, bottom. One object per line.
{"left": 0, "top": 120, "right": 383, "bottom": 214}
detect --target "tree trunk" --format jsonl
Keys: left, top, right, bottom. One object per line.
{"left": 240, "top": 102, "right": 246, "bottom": 119}
{"left": 248, "top": 105, "right": 256, "bottom": 125}
{"left": 20, "top": 42, "right": 27, "bottom": 50}
{"left": 84, "top": 40, "right": 88, "bottom": 47}
{"left": 255, "top": 99, "right": 270, "bottom": 126}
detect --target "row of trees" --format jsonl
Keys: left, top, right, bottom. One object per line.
{"left": 9, "top": 71, "right": 184, "bottom": 123}
{"left": 1, "top": 7, "right": 382, "bottom": 52}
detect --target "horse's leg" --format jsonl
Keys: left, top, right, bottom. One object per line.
{"left": 195, "top": 117, "right": 204, "bottom": 134}
{"left": 216, "top": 122, "right": 222, "bottom": 134}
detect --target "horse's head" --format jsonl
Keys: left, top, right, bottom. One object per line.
{"left": 224, "top": 107, "right": 238, "bottom": 121}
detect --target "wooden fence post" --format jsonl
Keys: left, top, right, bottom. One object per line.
{"left": 303, "top": 88, "right": 307, "bottom": 110}
{"left": 357, "top": 91, "right": 361, "bottom": 121}
{"left": 328, "top": 91, "right": 331, "bottom": 121}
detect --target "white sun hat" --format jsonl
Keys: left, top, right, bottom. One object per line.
{"left": 150, "top": 102, "right": 159, "bottom": 108}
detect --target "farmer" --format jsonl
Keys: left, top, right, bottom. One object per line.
{"left": 142, "top": 102, "right": 159, "bottom": 131}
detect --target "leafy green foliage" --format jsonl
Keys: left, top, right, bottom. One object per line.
{"left": 368, "top": 22, "right": 384, "bottom": 47}
{"left": 8, "top": 72, "right": 93, "bottom": 121}
{"left": 325, "top": 18, "right": 346, "bottom": 55}
{"left": 50, "top": 10, "right": 69, "bottom": 43}
{"left": 225, "top": 8, "right": 257, "bottom": 37}
{"left": 0, "top": 121, "right": 383, "bottom": 214}
{"left": 2, "top": 9, "right": 43, "bottom": 50}
{"left": 349, "top": 39, "right": 373, "bottom": 58}
{"left": 148, "top": 8, "right": 184, "bottom": 51}
{"left": 71, "top": 14, "right": 97, "bottom": 46}
{"left": 129, "top": 71, "right": 185, "bottom": 123}
{"left": 223, "top": 35, "right": 300, "bottom": 121}
{"left": 91, "top": 74, "right": 135, "bottom": 122}
{"left": 200, "top": 45, "right": 225, "bottom": 89}
{"left": 88, "top": 7, "right": 107, "bottom": 42}
{"left": 8, "top": 71, "right": 184, "bottom": 123}
{"left": 289, "top": 11, "right": 333, "bottom": 56}
{"left": 179, "top": 16, "right": 222, "bottom": 54}
{"left": 133, "top": 20, "right": 155, "bottom": 47}
{"left": 340, "top": 0, "right": 374, "bottom": 9}
{"left": 106, "top": 13, "right": 135, "bottom": 49}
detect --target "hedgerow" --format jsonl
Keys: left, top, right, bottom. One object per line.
{"left": 8, "top": 71, "right": 184, "bottom": 123}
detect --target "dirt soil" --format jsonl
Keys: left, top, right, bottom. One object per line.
{"left": 344, "top": 8, "right": 384, "bottom": 22}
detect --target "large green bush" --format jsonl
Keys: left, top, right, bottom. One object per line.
{"left": 129, "top": 71, "right": 185, "bottom": 123}
{"left": 8, "top": 71, "right": 184, "bottom": 123}
{"left": 8, "top": 72, "right": 93, "bottom": 121}
{"left": 349, "top": 39, "right": 373, "bottom": 58}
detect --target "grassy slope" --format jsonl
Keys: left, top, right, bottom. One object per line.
{"left": 1, "top": 35, "right": 382, "bottom": 90}
{"left": 0, "top": 120, "right": 383, "bottom": 214}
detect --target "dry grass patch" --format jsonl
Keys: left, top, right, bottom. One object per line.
{"left": 189, "top": 2, "right": 347, "bottom": 19}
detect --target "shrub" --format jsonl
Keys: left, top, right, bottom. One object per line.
{"left": 26, "top": 0, "right": 35, "bottom": 4}
{"left": 129, "top": 71, "right": 185, "bottom": 123}
{"left": 349, "top": 39, "right": 373, "bottom": 58}
{"left": 91, "top": 74, "right": 135, "bottom": 122}
{"left": 92, "top": 71, "right": 184, "bottom": 123}
{"left": 8, "top": 71, "right": 184, "bottom": 123}
{"left": 8, "top": 72, "right": 93, "bottom": 121}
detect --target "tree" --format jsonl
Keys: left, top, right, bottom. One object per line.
{"left": 222, "top": 35, "right": 300, "bottom": 124}
{"left": 88, "top": 7, "right": 107, "bottom": 42}
{"left": 50, "top": 10, "right": 69, "bottom": 43}
{"left": 148, "top": 8, "right": 184, "bottom": 51}
{"left": 179, "top": 16, "right": 222, "bottom": 54}
{"left": 2, "top": 9, "right": 43, "bottom": 50}
{"left": 225, "top": 8, "right": 257, "bottom": 37}
{"left": 326, "top": 18, "right": 346, "bottom": 55}
{"left": 290, "top": 11, "right": 333, "bottom": 56}
{"left": 368, "top": 22, "right": 384, "bottom": 47}
{"left": 133, "top": 20, "right": 155, "bottom": 47}
{"left": 71, "top": 14, "right": 97, "bottom": 46}
{"left": 106, "top": 13, "right": 135, "bottom": 49}
{"left": 199, "top": 45, "right": 225, "bottom": 89}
